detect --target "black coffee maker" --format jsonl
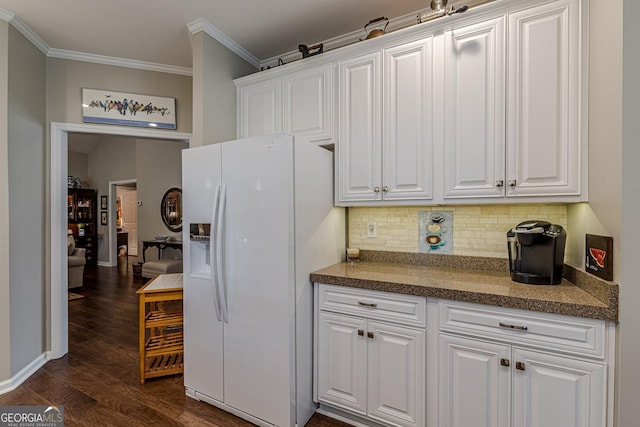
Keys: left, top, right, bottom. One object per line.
{"left": 507, "top": 220, "right": 566, "bottom": 285}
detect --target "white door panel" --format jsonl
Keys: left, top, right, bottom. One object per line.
{"left": 317, "top": 312, "right": 368, "bottom": 415}
{"left": 512, "top": 348, "right": 606, "bottom": 427}
{"left": 338, "top": 52, "right": 382, "bottom": 202}
{"left": 221, "top": 135, "right": 295, "bottom": 427}
{"left": 444, "top": 17, "right": 505, "bottom": 199}
{"left": 507, "top": 0, "right": 581, "bottom": 197}
{"left": 439, "top": 334, "right": 511, "bottom": 427}
{"left": 368, "top": 321, "right": 425, "bottom": 427}
{"left": 383, "top": 38, "right": 434, "bottom": 201}
{"left": 182, "top": 144, "right": 224, "bottom": 402}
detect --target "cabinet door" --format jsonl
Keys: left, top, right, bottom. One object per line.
{"left": 439, "top": 334, "right": 511, "bottom": 427}
{"left": 237, "top": 79, "right": 283, "bottom": 138}
{"left": 284, "top": 64, "right": 334, "bottom": 145}
{"left": 337, "top": 52, "right": 382, "bottom": 203}
{"left": 512, "top": 348, "right": 606, "bottom": 427}
{"left": 317, "top": 312, "right": 368, "bottom": 415}
{"left": 507, "top": 0, "right": 582, "bottom": 197}
{"left": 382, "top": 38, "right": 434, "bottom": 201}
{"left": 367, "top": 321, "right": 425, "bottom": 427}
{"left": 443, "top": 17, "right": 506, "bottom": 199}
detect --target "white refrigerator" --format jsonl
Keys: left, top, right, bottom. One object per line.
{"left": 181, "top": 134, "right": 345, "bottom": 427}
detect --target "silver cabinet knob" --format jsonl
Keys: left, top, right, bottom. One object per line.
{"left": 382, "top": 185, "right": 389, "bottom": 192}
{"left": 508, "top": 180, "right": 517, "bottom": 187}
{"left": 373, "top": 186, "right": 380, "bottom": 193}
{"left": 496, "top": 180, "right": 504, "bottom": 187}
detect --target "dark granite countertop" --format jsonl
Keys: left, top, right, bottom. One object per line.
{"left": 310, "top": 251, "right": 618, "bottom": 322}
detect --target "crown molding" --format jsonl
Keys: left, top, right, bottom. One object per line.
{"left": 47, "top": 49, "right": 193, "bottom": 76}
{"left": 188, "top": 18, "right": 260, "bottom": 69}
{"left": 1, "top": 9, "right": 49, "bottom": 55}
{"left": 0, "top": 7, "right": 14, "bottom": 22}
{"left": 1, "top": 7, "right": 192, "bottom": 76}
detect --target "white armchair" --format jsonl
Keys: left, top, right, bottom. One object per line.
{"left": 68, "top": 233, "right": 86, "bottom": 289}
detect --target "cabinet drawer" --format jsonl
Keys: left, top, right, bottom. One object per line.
{"left": 318, "top": 284, "right": 426, "bottom": 328}
{"left": 438, "top": 300, "right": 606, "bottom": 359}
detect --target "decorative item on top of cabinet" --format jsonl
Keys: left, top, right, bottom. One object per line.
{"left": 299, "top": 43, "right": 324, "bottom": 58}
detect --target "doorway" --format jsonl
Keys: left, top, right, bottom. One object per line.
{"left": 108, "top": 180, "right": 139, "bottom": 268}
{"left": 51, "top": 122, "right": 191, "bottom": 359}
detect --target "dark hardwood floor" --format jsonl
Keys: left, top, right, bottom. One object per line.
{"left": 0, "top": 257, "right": 349, "bottom": 427}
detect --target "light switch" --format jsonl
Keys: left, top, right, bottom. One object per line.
{"left": 368, "top": 222, "right": 377, "bottom": 238}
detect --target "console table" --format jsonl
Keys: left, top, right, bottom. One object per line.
{"left": 142, "top": 240, "right": 183, "bottom": 263}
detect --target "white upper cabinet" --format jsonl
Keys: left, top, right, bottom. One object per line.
{"left": 283, "top": 64, "right": 335, "bottom": 145}
{"left": 444, "top": 0, "right": 585, "bottom": 201}
{"left": 337, "top": 38, "right": 434, "bottom": 205}
{"left": 235, "top": 0, "right": 587, "bottom": 205}
{"left": 237, "top": 79, "right": 283, "bottom": 138}
{"left": 506, "top": 0, "right": 583, "bottom": 198}
{"left": 383, "top": 39, "right": 434, "bottom": 202}
{"left": 236, "top": 64, "right": 335, "bottom": 144}
{"left": 443, "top": 16, "right": 506, "bottom": 199}
{"left": 337, "top": 52, "right": 383, "bottom": 202}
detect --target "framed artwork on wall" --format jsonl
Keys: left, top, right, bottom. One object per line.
{"left": 101, "top": 211, "right": 108, "bottom": 226}
{"left": 101, "top": 195, "right": 108, "bottom": 210}
{"left": 81, "top": 88, "right": 176, "bottom": 129}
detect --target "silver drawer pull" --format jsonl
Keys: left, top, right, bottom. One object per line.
{"left": 358, "top": 301, "right": 378, "bottom": 308}
{"left": 499, "top": 321, "right": 528, "bottom": 331}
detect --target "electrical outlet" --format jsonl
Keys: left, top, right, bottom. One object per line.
{"left": 367, "top": 222, "right": 377, "bottom": 238}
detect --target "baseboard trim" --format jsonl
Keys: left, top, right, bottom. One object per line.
{"left": 0, "top": 352, "right": 50, "bottom": 395}
{"left": 316, "top": 404, "right": 386, "bottom": 427}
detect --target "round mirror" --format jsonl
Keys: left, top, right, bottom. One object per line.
{"left": 160, "top": 187, "right": 182, "bottom": 232}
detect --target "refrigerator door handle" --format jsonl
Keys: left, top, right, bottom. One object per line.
{"left": 210, "top": 185, "right": 222, "bottom": 322}
{"left": 217, "top": 184, "right": 230, "bottom": 323}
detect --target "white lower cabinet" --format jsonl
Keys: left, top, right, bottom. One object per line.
{"left": 316, "top": 284, "right": 426, "bottom": 427}
{"left": 315, "top": 289, "right": 613, "bottom": 427}
{"left": 439, "top": 334, "right": 511, "bottom": 427}
{"left": 511, "top": 348, "right": 606, "bottom": 427}
{"left": 437, "top": 300, "right": 610, "bottom": 427}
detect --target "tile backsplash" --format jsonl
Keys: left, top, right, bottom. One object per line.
{"left": 348, "top": 204, "right": 568, "bottom": 258}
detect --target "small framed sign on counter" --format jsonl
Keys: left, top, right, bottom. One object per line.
{"left": 585, "top": 234, "right": 613, "bottom": 281}
{"left": 82, "top": 88, "right": 176, "bottom": 129}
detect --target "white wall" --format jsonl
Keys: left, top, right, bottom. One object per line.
{"left": 0, "top": 19, "right": 11, "bottom": 382}
{"left": 67, "top": 151, "right": 88, "bottom": 182}
{"left": 85, "top": 135, "right": 136, "bottom": 263}
{"left": 7, "top": 24, "right": 47, "bottom": 376}
{"left": 191, "top": 30, "right": 257, "bottom": 147}
{"left": 618, "top": 0, "right": 640, "bottom": 424}
{"left": 46, "top": 58, "right": 192, "bottom": 132}
{"left": 84, "top": 136, "right": 186, "bottom": 263}
{"left": 135, "top": 138, "right": 187, "bottom": 258}
{"left": 565, "top": 0, "right": 623, "bottom": 278}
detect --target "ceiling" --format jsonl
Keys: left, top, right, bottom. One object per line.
{"left": 0, "top": 0, "right": 431, "bottom": 69}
